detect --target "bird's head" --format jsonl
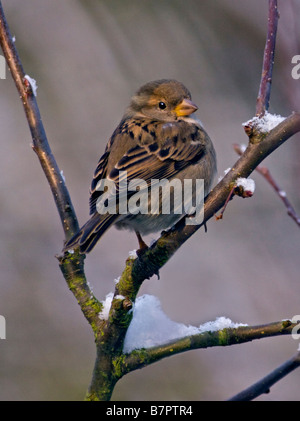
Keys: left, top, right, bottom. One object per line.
{"left": 126, "top": 79, "right": 198, "bottom": 122}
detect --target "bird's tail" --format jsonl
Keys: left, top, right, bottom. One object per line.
{"left": 63, "top": 213, "right": 119, "bottom": 254}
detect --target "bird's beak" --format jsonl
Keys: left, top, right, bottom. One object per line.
{"left": 175, "top": 98, "right": 198, "bottom": 117}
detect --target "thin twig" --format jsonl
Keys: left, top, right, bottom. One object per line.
{"left": 234, "top": 144, "right": 300, "bottom": 227}
{"left": 214, "top": 185, "right": 236, "bottom": 220}
{"left": 256, "top": 0, "right": 279, "bottom": 116}
{"left": 228, "top": 350, "right": 300, "bottom": 401}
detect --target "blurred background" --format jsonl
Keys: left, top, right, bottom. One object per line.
{"left": 0, "top": 0, "right": 299, "bottom": 401}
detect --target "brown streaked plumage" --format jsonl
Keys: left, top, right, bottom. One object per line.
{"left": 63, "top": 79, "right": 217, "bottom": 254}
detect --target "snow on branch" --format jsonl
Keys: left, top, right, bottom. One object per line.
{"left": 123, "top": 294, "right": 247, "bottom": 353}
{"left": 243, "top": 112, "right": 285, "bottom": 134}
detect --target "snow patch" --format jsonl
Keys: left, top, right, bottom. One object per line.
{"left": 24, "top": 74, "right": 38, "bottom": 96}
{"left": 236, "top": 177, "right": 255, "bottom": 195}
{"left": 99, "top": 292, "right": 114, "bottom": 320}
{"left": 123, "top": 294, "right": 247, "bottom": 353}
{"left": 243, "top": 112, "right": 285, "bottom": 133}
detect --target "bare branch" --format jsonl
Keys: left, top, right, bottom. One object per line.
{"left": 228, "top": 350, "right": 300, "bottom": 401}
{"left": 0, "top": 1, "right": 78, "bottom": 239}
{"left": 256, "top": 0, "right": 279, "bottom": 116}
{"left": 234, "top": 143, "right": 300, "bottom": 227}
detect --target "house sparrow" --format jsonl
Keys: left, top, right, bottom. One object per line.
{"left": 63, "top": 79, "right": 216, "bottom": 254}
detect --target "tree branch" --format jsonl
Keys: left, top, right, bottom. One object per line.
{"left": 256, "top": 0, "right": 279, "bottom": 116}
{"left": 228, "top": 350, "right": 300, "bottom": 401}
{"left": 0, "top": 2, "right": 78, "bottom": 239}
{"left": 234, "top": 143, "right": 300, "bottom": 227}
{"left": 119, "top": 320, "right": 295, "bottom": 376}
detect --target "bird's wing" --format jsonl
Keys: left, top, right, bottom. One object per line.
{"left": 89, "top": 118, "right": 208, "bottom": 214}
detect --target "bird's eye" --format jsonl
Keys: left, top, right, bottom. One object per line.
{"left": 158, "top": 101, "right": 167, "bottom": 110}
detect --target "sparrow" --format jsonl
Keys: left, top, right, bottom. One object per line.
{"left": 63, "top": 79, "right": 216, "bottom": 254}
